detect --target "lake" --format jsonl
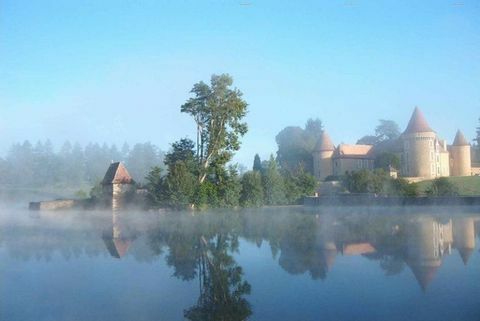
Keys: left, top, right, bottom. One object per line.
{"left": 1, "top": 207, "right": 480, "bottom": 321}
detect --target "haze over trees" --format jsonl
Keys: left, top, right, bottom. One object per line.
{"left": 275, "top": 118, "right": 323, "bottom": 174}
{"left": 0, "top": 140, "right": 164, "bottom": 190}
{"left": 357, "top": 119, "right": 401, "bottom": 145}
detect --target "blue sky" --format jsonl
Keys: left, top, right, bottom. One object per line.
{"left": 1, "top": 0, "right": 479, "bottom": 166}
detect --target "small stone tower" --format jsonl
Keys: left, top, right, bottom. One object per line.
{"left": 450, "top": 130, "right": 471, "bottom": 177}
{"left": 102, "top": 162, "right": 134, "bottom": 210}
{"left": 312, "top": 131, "right": 335, "bottom": 181}
{"left": 402, "top": 107, "right": 437, "bottom": 179}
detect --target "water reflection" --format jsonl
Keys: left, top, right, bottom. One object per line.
{"left": 1, "top": 207, "right": 480, "bottom": 320}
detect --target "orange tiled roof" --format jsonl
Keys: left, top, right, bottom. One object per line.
{"left": 342, "top": 242, "right": 375, "bottom": 255}
{"left": 334, "top": 144, "right": 374, "bottom": 158}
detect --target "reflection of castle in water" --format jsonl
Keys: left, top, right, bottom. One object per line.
{"left": 405, "top": 216, "right": 476, "bottom": 290}
{"left": 277, "top": 212, "right": 478, "bottom": 291}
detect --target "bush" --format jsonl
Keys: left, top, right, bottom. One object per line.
{"left": 426, "top": 177, "right": 459, "bottom": 197}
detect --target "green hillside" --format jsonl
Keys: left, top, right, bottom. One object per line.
{"left": 416, "top": 176, "right": 480, "bottom": 196}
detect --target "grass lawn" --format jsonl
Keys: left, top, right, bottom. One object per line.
{"left": 416, "top": 176, "right": 480, "bottom": 196}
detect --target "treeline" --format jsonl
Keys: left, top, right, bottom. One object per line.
{"left": 144, "top": 74, "right": 318, "bottom": 210}
{"left": 0, "top": 140, "right": 164, "bottom": 189}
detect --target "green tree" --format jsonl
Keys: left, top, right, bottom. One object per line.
{"left": 164, "top": 138, "right": 197, "bottom": 173}
{"left": 145, "top": 166, "right": 164, "bottom": 207}
{"left": 253, "top": 154, "right": 262, "bottom": 172}
{"left": 240, "top": 171, "right": 264, "bottom": 207}
{"left": 181, "top": 74, "right": 248, "bottom": 183}
{"left": 375, "top": 152, "right": 401, "bottom": 170}
{"left": 375, "top": 119, "right": 400, "bottom": 141}
{"left": 162, "top": 162, "right": 197, "bottom": 209}
{"left": 275, "top": 118, "right": 323, "bottom": 174}
{"left": 262, "top": 156, "right": 286, "bottom": 205}
{"left": 282, "top": 166, "right": 317, "bottom": 204}
{"left": 426, "top": 177, "right": 459, "bottom": 196}
{"left": 357, "top": 135, "right": 380, "bottom": 145}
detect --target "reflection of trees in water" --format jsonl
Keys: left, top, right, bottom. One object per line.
{"left": 184, "top": 234, "right": 251, "bottom": 321}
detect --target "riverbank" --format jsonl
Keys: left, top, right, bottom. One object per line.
{"left": 304, "top": 194, "right": 480, "bottom": 207}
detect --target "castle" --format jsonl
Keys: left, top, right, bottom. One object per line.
{"left": 313, "top": 107, "right": 473, "bottom": 181}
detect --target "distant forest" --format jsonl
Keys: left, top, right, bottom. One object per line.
{"left": 0, "top": 140, "right": 165, "bottom": 189}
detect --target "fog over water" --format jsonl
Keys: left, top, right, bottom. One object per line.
{"left": 1, "top": 206, "right": 480, "bottom": 321}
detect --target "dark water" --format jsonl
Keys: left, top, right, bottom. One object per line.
{"left": 2, "top": 207, "right": 480, "bottom": 321}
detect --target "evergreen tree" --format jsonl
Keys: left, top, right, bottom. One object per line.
{"left": 262, "top": 156, "right": 286, "bottom": 205}
{"left": 240, "top": 171, "right": 264, "bottom": 207}
{"left": 253, "top": 154, "right": 262, "bottom": 172}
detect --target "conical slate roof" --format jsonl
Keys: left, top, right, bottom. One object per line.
{"left": 452, "top": 130, "right": 469, "bottom": 146}
{"left": 404, "top": 107, "right": 434, "bottom": 134}
{"left": 313, "top": 131, "right": 335, "bottom": 152}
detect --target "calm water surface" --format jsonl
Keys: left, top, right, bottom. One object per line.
{"left": 1, "top": 207, "right": 480, "bottom": 321}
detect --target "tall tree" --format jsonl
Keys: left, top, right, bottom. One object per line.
{"left": 253, "top": 154, "right": 262, "bottom": 172}
{"left": 181, "top": 74, "right": 248, "bottom": 183}
{"left": 375, "top": 119, "right": 401, "bottom": 142}
{"left": 262, "top": 155, "right": 286, "bottom": 205}
{"left": 275, "top": 118, "right": 323, "bottom": 174}
{"left": 240, "top": 171, "right": 264, "bottom": 207}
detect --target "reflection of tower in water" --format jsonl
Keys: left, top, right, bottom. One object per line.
{"left": 453, "top": 217, "right": 476, "bottom": 265}
{"left": 314, "top": 215, "right": 338, "bottom": 274}
{"left": 406, "top": 217, "right": 452, "bottom": 291}
{"left": 102, "top": 210, "right": 135, "bottom": 259}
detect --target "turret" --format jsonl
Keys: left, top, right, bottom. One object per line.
{"left": 450, "top": 130, "right": 471, "bottom": 177}
{"left": 312, "top": 131, "right": 335, "bottom": 181}
{"left": 401, "top": 107, "right": 437, "bottom": 178}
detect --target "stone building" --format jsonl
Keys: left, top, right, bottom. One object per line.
{"left": 312, "top": 107, "right": 473, "bottom": 181}
{"left": 102, "top": 162, "right": 135, "bottom": 209}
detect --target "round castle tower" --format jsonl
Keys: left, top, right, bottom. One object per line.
{"left": 402, "top": 107, "right": 437, "bottom": 179}
{"left": 312, "top": 131, "right": 335, "bottom": 181}
{"left": 450, "top": 130, "right": 471, "bottom": 177}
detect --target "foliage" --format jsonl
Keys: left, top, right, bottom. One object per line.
{"left": 181, "top": 74, "right": 248, "bottom": 183}
{"left": 375, "top": 119, "right": 401, "bottom": 141}
{"left": 145, "top": 166, "right": 164, "bottom": 207}
{"left": 356, "top": 119, "right": 401, "bottom": 146}
{"left": 253, "top": 154, "right": 262, "bottom": 172}
{"left": 426, "top": 177, "right": 459, "bottom": 197}
{"left": 375, "top": 152, "right": 401, "bottom": 170}
{"left": 357, "top": 135, "right": 380, "bottom": 145}
{"left": 275, "top": 118, "right": 323, "bottom": 173}
{"left": 282, "top": 166, "right": 317, "bottom": 204}
{"left": 262, "top": 156, "right": 286, "bottom": 205}
{"left": 161, "top": 162, "right": 198, "bottom": 209}
{"left": 0, "top": 140, "right": 164, "bottom": 189}
{"left": 342, "top": 169, "right": 417, "bottom": 196}
{"left": 184, "top": 234, "right": 251, "bottom": 321}
{"left": 239, "top": 171, "right": 264, "bottom": 207}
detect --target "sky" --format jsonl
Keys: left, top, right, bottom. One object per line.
{"left": 1, "top": 0, "right": 479, "bottom": 166}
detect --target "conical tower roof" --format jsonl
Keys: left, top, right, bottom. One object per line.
{"left": 452, "top": 130, "right": 469, "bottom": 146}
{"left": 314, "top": 131, "right": 335, "bottom": 152}
{"left": 458, "top": 247, "right": 474, "bottom": 265}
{"left": 408, "top": 263, "right": 440, "bottom": 292}
{"left": 403, "top": 107, "right": 434, "bottom": 134}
